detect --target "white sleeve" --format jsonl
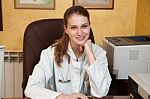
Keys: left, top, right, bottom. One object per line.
{"left": 24, "top": 48, "right": 61, "bottom": 99}
{"left": 85, "top": 46, "right": 112, "bottom": 98}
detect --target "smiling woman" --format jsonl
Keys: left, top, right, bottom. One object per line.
{"left": 24, "top": 6, "right": 112, "bottom": 99}
{"left": 0, "top": 0, "right": 2, "bottom": 31}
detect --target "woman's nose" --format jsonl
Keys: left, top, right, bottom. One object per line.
{"left": 77, "top": 28, "right": 83, "bottom": 35}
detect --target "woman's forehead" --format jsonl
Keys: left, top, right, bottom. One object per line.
{"left": 67, "top": 14, "right": 89, "bottom": 24}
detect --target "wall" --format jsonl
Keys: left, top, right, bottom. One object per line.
{"left": 0, "top": 0, "right": 2, "bottom": 31}
{"left": 135, "top": 0, "right": 150, "bottom": 35}
{"left": 0, "top": 0, "right": 137, "bottom": 50}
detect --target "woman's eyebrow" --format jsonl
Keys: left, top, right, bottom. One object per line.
{"left": 70, "top": 23, "right": 89, "bottom": 26}
{"left": 70, "top": 24, "right": 77, "bottom": 26}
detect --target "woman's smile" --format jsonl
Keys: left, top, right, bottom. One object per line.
{"left": 76, "top": 36, "right": 85, "bottom": 41}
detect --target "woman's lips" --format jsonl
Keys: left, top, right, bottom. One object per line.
{"left": 76, "top": 36, "right": 85, "bottom": 41}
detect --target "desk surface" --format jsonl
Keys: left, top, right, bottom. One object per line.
{"left": 2, "top": 96, "right": 131, "bottom": 99}
{"left": 100, "top": 96, "right": 131, "bottom": 99}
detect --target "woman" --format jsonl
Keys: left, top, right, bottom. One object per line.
{"left": 25, "top": 6, "right": 112, "bottom": 99}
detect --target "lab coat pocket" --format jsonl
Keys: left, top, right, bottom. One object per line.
{"left": 83, "top": 80, "right": 90, "bottom": 95}
{"left": 58, "top": 81, "right": 72, "bottom": 93}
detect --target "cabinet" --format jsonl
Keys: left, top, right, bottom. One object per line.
{"left": 108, "top": 74, "right": 128, "bottom": 96}
{"left": 0, "top": 46, "right": 5, "bottom": 98}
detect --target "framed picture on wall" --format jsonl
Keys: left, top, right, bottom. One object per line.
{"left": 15, "top": 0, "right": 55, "bottom": 9}
{"left": 73, "top": 0, "right": 114, "bottom": 9}
{"left": 0, "top": 0, "right": 3, "bottom": 31}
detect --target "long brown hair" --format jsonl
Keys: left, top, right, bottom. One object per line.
{"left": 53, "top": 6, "right": 90, "bottom": 66}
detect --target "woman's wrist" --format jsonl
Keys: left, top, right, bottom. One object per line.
{"left": 87, "top": 52, "right": 96, "bottom": 65}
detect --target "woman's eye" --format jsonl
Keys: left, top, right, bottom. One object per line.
{"left": 81, "top": 25, "right": 88, "bottom": 28}
{"left": 71, "top": 27, "right": 77, "bottom": 29}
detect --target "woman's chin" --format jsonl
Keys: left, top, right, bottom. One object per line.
{"left": 76, "top": 41, "right": 86, "bottom": 46}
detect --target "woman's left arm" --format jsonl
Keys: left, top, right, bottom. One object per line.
{"left": 84, "top": 40, "right": 112, "bottom": 98}
{"left": 84, "top": 40, "right": 96, "bottom": 65}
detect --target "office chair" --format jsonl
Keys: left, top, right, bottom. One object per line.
{"left": 22, "top": 19, "right": 95, "bottom": 97}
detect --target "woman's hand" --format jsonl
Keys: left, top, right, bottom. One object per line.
{"left": 84, "top": 39, "right": 92, "bottom": 54}
{"left": 84, "top": 39, "right": 96, "bottom": 65}
{"left": 56, "top": 93, "right": 89, "bottom": 99}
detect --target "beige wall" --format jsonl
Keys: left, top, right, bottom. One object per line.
{"left": 0, "top": 0, "right": 137, "bottom": 50}
{"left": 135, "top": 0, "right": 150, "bottom": 35}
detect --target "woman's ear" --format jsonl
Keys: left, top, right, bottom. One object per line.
{"left": 64, "top": 25, "right": 68, "bottom": 34}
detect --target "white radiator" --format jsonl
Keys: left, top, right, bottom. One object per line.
{"left": 0, "top": 46, "right": 5, "bottom": 98}
{"left": 4, "top": 50, "right": 23, "bottom": 98}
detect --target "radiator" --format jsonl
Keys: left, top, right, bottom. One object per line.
{"left": 0, "top": 46, "right": 5, "bottom": 98}
{"left": 4, "top": 50, "right": 23, "bottom": 98}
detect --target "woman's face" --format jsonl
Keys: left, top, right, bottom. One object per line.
{"left": 65, "top": 13, "right": 90, "bottom": 47}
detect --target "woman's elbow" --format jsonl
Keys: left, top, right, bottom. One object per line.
{"left": 24, "top": 86, "right": 32, "bottom": 98}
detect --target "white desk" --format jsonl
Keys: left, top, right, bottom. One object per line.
{"left": 0, "top": 46, "right": 5, "bottom": 98}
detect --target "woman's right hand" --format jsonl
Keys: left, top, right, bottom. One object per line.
{"left": 56, "top": 93, "right": 89, "bottom": 99}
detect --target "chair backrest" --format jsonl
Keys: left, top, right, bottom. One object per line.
{"left": 22, "top": 19, "right": 95, "bottom": 96}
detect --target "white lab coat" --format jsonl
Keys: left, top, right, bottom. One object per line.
{"left": 24, "top": 43, "right": 112, "bottom": 99}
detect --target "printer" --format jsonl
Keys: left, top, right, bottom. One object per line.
{"left": 103, "top": 35, "right": 150, "bottom": 79}
{"left": 128, "top": 73, "right": 150, "bottom": 99}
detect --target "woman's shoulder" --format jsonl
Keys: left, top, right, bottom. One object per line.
{"left": 92, "top": 43, "right": 105, "bottom": 51}
{"left": 41, "top": 45, "right": 55, "bottom": 57}
{"left": 92, "top": 43, "right": 106, "bottom": 54}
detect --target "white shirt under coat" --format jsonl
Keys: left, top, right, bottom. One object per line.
{"left": 24, "top": 43, "right": 112, "bottom": 99}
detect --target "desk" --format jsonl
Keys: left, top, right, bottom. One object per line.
{"left": 2, "top": 96, "right": 131, "bottom": 99}
{"left": 100, "top": 96, "right": 131, "bottom": 99}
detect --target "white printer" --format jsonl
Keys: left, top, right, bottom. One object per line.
{"left": 103, "top": 35, "right": 150, "bottom": 79}
{"left": 128, "top": 73, "right": 150, "bottom": 99}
